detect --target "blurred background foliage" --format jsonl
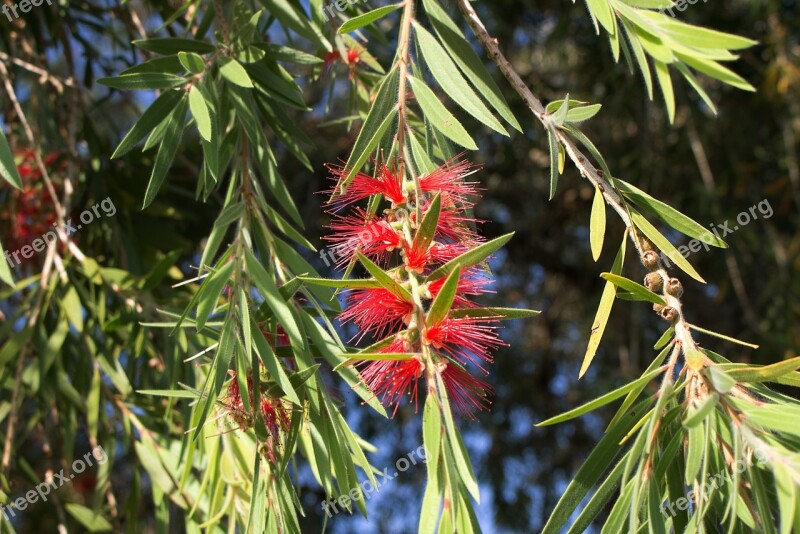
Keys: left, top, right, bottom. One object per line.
{"left": 0, "top": 0, "right": 797, "bottom": 532}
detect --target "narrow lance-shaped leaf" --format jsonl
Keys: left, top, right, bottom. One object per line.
{"left": 188, "top": 86, "right": 212, "bottom": 142}
{"left": 547, "top": 122, "right": 560, "bottom": 200}
{"left": 112, "top": 90, "right": 184, "bottom": 159}
{"left": 590, "top": 186, "right": 606, "bottom": 261}
{"left": 409, "top": 76, "right": 478, "bottom": 150}
{"left": 142, "top": 96, "right": 188, "bottom": 208}
{"left": 412, "top": 192, "right": 442, "bottom": 253}
{"left": 336, "top": 69, "right": 400, "bottom": 190}
{"left": 426, "top": 232, "right": 514, "bottom": 282}
{"left": 422, "top": 0, "right": 521, "bottom": 131}
{"left": 426, "top": 268, "right": 460, "bottom": 327}
{"left": 538, "top": 367, "right": 664, "bottom": 426}
{"left": 338, "top": 3, "right": 403, "bottom": 34}
{"left": 414, "top": 23, "right": 507, "bottom": 136}
{"left": 0, "top": 129, "right": 22, "bottom": 190}
{"left": 580, "top": 232, "right": 626, "bottom": 378}
{"left": 600, "top": 273, "right": 666, "bottom": 305}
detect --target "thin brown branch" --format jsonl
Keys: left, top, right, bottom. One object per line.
{"left": 455, "top": 0, "right": 707, "bottom": 371}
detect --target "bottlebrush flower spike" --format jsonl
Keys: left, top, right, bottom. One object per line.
{"left": 339, "top": 287, "right": 414, "bottom": 341}
{"left": 439, "top": 361, "right": 493, "bottom": 418}
{"left": 322, "top": 155, "right": 511, "bottom": 417}
{"left": 225, "top": 372, "right": 291, "bottom": 462}
{"left": 325, "top": 163, "right": 405, "bottom": 211}
{"left": 324, "top": 208, "right": 402, "bottom": 268}
{"left": 423, "top": 316, "right": 506, "bottom": 370}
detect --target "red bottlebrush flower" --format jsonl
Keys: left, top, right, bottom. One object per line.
{"left": 3, "top": 150, "right": 64, "bottom": 255}
{"left": 358, "top": 337, "right": 422, "bottom": 416}
{"left": 428, "top": 268, "right": 492, "bottom": 307}
{"left": 439, "top": 361, "right": 492, "bottom": 418}
{"left": 326, "top": 164, "right": 405, "bottom": 211}
{"left": 324, "top": 208, "right": 403, "bottom": 268}
{"left": 419, "top": 158, "right": 480, "bottom": 203}
{"left": 339, "top": 287, "right": 413, "bottom": 341}
{"left": 260, "top": 398, "right": 291, "bottom": 462}
{"left": 403, "top": 239, "right": 430, "bottom": 273}
{"left": 434, "top": 208, "right": 482, "bottom": 243}
{"left": 359, "top": 358, "right": 423, "bottom": 416}
{"left": 428, "top": 242, "right": 467, "bottom": 263}
{"left": 423, "top": 316, "right": 505, "bottom": 369}
{"left": 225, "top": 372, "right": 292, "bottom": 462}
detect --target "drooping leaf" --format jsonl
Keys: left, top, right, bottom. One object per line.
{"left": 0, "top": 129, "right": 22, "bottom": 190}
{"left": 338, "top": 4, "right": 403, "bottom": 34}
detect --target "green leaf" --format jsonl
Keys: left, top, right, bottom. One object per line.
{"left": 65, "top": 503, "right": 113, "bottom": 532}
{"left": 426, "top": 232, "right": 514, "bottom": 282}
{"left": 586, "top": 0, "right": 616, "bottom": 34}
{"left": 537, "top": 367, "right": 663, "bottom": 426}
{"left": 629, "top": 208, "right": 706, "bottom": 283}
{"left": 590, "top": 186, "right": 606, "bottom": 261}
{"left": 547, "top": 122, "right": 560, "bottom": 200}
{"left": 567, "top": 104, "right": 603, "bottom": 122}
{"left": 600, "top": 273, "right": 666, "bottom": 305}
{"left": 688, "top": 323, "right": 759, "bottom": 349}
{"left": 616, "top": 179, "right": 727, "bottom": 248}
{"left": 178, "top": 51, "right": 205, "bottom": 73}
{"left": 112, "top": 90, "right": 184, "bottom": 159}
{"left": 683, "top": 393, "right": 719, "bottom": 427}
{"left": 188, "top": 86, "right": 212, "bottom": 142}
{"left": 258, "top": 0, "right": 330, "bottom": 51}
{"left": 0, "top": 129, "right": 22, "bottom": 190}
{"left": 725, "top": 356, "right": 800, "bottom": 384}
{"left": 414, "top": 23, "right": 507, "bottom": 135}
{"left": 654, "top": 60, "right": 675, "bottom": 123}
{"left": 705, "top": 365, "right": 736, "bottom": 393}
{"left": 422, "top": 0, "right": 521, "bottom": 131}
{"left": 195, "top": 261, "right": 234, "bottom": 331}
{"left": 0, "top": 237, "right": 14, "bottom": 287}
{"left": 437, "top": 374, "right": 480, "bottom": 502}
{"left": 338, "top": 3, "right": 403, "bottom": 33}
{"left": 552, "top": 96, "right": 570, "bottom": 126}
{"left": 137, "top": 389, "right": 198, "bottom": 399}
{"left": 427, "top": 268, "right": 460, "bottom": 327}
{"left": 654, "top": 326, "right": 674, "bottom": 349}
{"left": 541, "top": 398, "right": 653, "bottom": 533}
{"left": 299, "top": 276, "right": 382, "bottom": 289}
{"left": 356, "top": 252, "right": 413, "bottom": 302}
{"left": 142, "top": 96, "right": 188, "bottom": 208}
{"left": 639, "top": 12, "right": 758, "bottom": 50}
{"left": 448, "top": 307, "right": 540, "bottom": 320}
{"left": 420, "top": 393, "right": 442, "bottom": 534}
{"left": 675, "top": 52, "right": 754, "bottom": 92}
{"left": 98, "top": 73, "right": 186, "bottom": 90}
{"left": 333, "top": 352, "right": 415, "bottom": 371}
{"left": 219, "top": 57, "right": 254, "bottom": 87}
{"left": 620, "top": 19, "right": 654, "bottom": 99}
{"left": 63, "top": 285, "right": 84, "bottom": 330}
{"left": 409, "top": 76, "right": 477, "bottom": 150}
{"left": 245, "top": 250, "right": 303, "bottom": 349}
{"left": 133, "top": 38, "right": 215, "bottom": 54}
{"left": 336, "top": 69, "right": 400, "bottom": 190}
{"left": 685, "top": 421, "right": 704, "bottom": 484}
{"left": 412, "top": 192, "right": 442, "bottom": 254}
